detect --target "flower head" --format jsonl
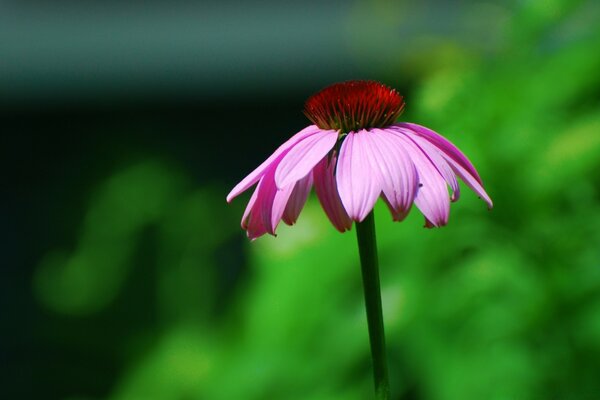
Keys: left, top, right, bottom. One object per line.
{"left": 227, "top": 80, "right": 492, "bottom": 239}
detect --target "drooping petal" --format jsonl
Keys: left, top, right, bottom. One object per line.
{"left": 392, "top": 122, "right": 483, "bottom": 184}
{"left": 282, "top": 174, "right": 313, "bottom": 225}
{"left": 275, "top": 129, "right": 338, "bottom": 189}
{"left": 253, "top": 170, "right": 278, "bottom": 235}
{"left": 313, "top": 155, "right": 352, "bottom": 232}
{"left": 424, "top": 218, "right": 436, "bottom": 229}
{"left": 364, "top": 129, "right": 418, "bottom": 221}
{"left": 380, "top": 193, "right": 410, "bottom": 222}
{"left": 254, "top": 166, "right": 295, "bottom": 236}
{"left": 244, "top": 180, "right": 268, "bottom": 240}
{"left": 227, "top": 125, "right": 321, "bottom": 202}
{"left": 396, "top": 127, "right": 460, "bottom": 202}
{"left": 246, "top": 208, "right": 267, "bottom": 240}
{"left": 336, "top": 131, "right": 382, "bottom": 222}
{"left": 241, "top": 185, "right": 259, "bottom": 229}
{"left": 269, "top": 184, "right": 295, "bottom": 234}
{"left": 241, "top": 165, "right": 294, "bottom": 239}
{"left": 444, "top": 156, "right": 493, "bottom": 209}
{"left": 392, "top": 133, "right": 450, "bottom": 227}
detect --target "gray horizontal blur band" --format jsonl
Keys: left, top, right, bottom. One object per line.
{"left": 0, "top": 1, "right": 368, "bottom": 102}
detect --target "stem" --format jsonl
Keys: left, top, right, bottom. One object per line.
{"left": 355, "top": 211, "right": 390, "bottom": 400}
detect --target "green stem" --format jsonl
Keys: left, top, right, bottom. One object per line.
{"left": 355, "top": 211, "right": 390, "bottom": 400}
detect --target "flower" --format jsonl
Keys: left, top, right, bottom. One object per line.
{"left": 227, "top": 81, "right": 492, "bottom": 239}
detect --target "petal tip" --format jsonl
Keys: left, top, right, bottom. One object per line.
{"left": 424, "top": 216, "right": 449, "bottom": 228}
{"left": 334, "top": 222, "right": 353, "bottom": 233}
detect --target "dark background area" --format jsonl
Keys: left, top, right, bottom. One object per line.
{"left": 2, "top": 96, "right": 305, "bottom": 398}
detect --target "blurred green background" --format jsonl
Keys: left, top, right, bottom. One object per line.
{"left": 2, "top": 0, "right": 600, "bottom": 399}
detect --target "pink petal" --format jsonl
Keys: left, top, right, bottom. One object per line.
{"left": 241, "top": 185, "right": 259, "bottom": 229}
{"left": 424, "top": 218, "right": 436, "bottom": 229}
{"left": 380, "top": 193, "right": 411, "bottom": 222}
{"left": 255, "top": 166, "right": 295, "bottom": 236}
{"left": 282, "top": 174, "right": 313, "bottom": 225}
{"left": 226, "top": 125, "right": 321, "bottom": 202}
{"left": 253, "top": 170, "right": 278, "bottom": 235}
{"left": 336, "top": 131, "right": 382, "bottom": 222}
{"left": 246, "top": 210, "right": 267, "bottom": 240}
{"left": 313, "top": 155, "right": 352, "bottom": 232}
{"left": 244, "top": 182, "right": 268, "bottom": 240}
{"left": 393, "top": 122, "right": 483, "bottom": 184}
{"left": 393, "top": 133, "right": 450, "bottom": 227}
{"left": 365, "top": 129, "right": 418, "bottom": 221}
{"left": 269, "top": 184, "right": 295, "bottom": 234}
{"left": 444, "top": 156, "right": 493, "bottom": 209}
{"left": 274, "top": 129, "right": 338, "bottom": 189}
{"left": 242, "top": 165, "right": 294, "bottom": 239}
{"left": 396, "top": 128, "right": 460, "bottom": 202}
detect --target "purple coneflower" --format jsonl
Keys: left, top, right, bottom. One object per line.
{"left": 227, "top": 80, "right": 492, "bottom": 239}
{"left": 227, "top": 80, "right": 492, "bottom": 399}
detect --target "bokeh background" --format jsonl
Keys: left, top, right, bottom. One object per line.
{"left": 2, "top": 0, "right": 600, "bottom": 399}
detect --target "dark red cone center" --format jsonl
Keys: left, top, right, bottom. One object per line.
{"left": 304, "top": 80, "right": 405, "bottom": 133}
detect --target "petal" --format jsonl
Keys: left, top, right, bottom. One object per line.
{"left": 392, "top": 122, "right": 483, "bottom": 184}
{"left": 254, "top": 166, "right": 294, "bottom": 236}
{"left": 226, "top": 125, "right": 321, "bottom": 202}
{"left": 313, "top": 155, "right": 352, "bottom": 232}
{"left": 336, "top": 131, "right": 382, "bottom": 222}
{"left": 275, "top": 129, "right": 338, "bottom": 189}
{"left": 241, "top": 185, "right": 259, "bottom": 229}
{"left": 444, "top": 156, "right": 493, "bottom": 209}
{"left": 282, "top": 174, "right": 313, "bottom": 225}
{"left": 246, "top": 210, "right": 267, "bottom": 240}
{"left": 393, "top": 133, "right": 450, "bottom": 227}
{"left": 365, "top": 129, "right": 418, "bottom": 221}
{"left": 244, "top": 182, "right": 268, "bottom": 240}
{"left": 269, "top": 184, "right": 295, "bottom": 234}
{"left": 380, "top": 193, "right": 411, "bottom": 222}
{"left": 396, "top": 128, "right": 460, "bottom": 202}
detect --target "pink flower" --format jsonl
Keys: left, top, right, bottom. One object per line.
{"left": 227, "top": 81, "right": 492, "bottom": 239}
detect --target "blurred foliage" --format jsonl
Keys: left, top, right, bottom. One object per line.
{"left": 32, "top": 0, "right": 600, "bottom": 399}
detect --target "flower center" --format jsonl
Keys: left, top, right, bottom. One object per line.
{"left": 304, "top": 80, "right": 405, "bottom": 133}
